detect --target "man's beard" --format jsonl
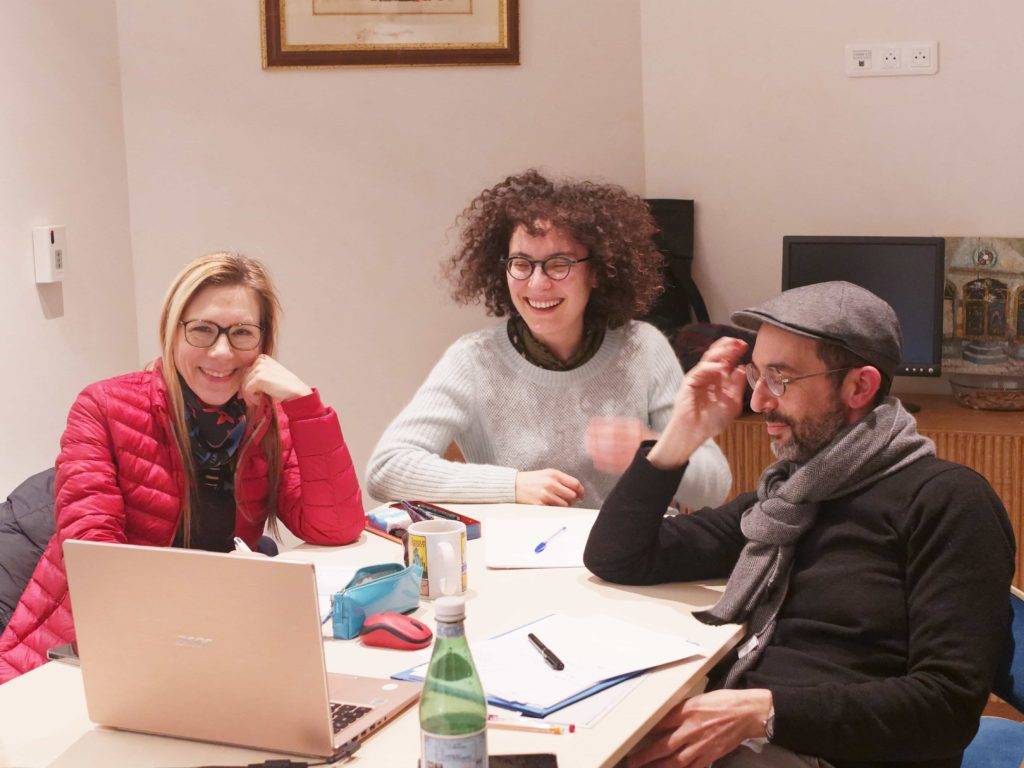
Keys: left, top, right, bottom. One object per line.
{"left": 766, "top": 402, "right": 848, "bottom": 463}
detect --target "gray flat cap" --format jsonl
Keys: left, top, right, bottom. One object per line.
{"left": 730, "top": 281, "right": 902, "bottom": 378}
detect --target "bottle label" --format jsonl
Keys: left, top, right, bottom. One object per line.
{"left": 435, "top": 623, "right": 465, "bottom": 640}
{"left": 421, "top": 728, "right": 487, "bottom": 768}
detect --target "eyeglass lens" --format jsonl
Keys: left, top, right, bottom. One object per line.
{"left": 183, "top": 320, "right": 261, "bottom": 351}
{"left": 745, "top": 364, "right": 785, "bottom": 397}
{"left": 505, "top": 256, "right": 575, "bottom": 281}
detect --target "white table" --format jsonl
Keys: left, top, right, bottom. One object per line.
{"left": 0, "top": 504, "right": 743, "bottom": 768}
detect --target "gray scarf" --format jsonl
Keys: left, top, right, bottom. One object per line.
{"left": 695, "top": 397, "right": 935, "bottom": 688}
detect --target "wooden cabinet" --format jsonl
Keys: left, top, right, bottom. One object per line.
{"left": 714, "top": 394, "right": 1024, "bottom": 586}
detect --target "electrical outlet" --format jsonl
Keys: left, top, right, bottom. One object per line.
{"left": 910, "top": 45, "right": 932, "bottom": 68}
{"left": 846, "top": 41, "right": 938, "bottom": 77}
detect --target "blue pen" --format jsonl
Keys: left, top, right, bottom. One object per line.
{"left": 534, "top": 526, "right": 567, "bottom": 554}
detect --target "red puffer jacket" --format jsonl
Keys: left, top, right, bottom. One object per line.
{"left": 0, "top": 364, "right": 365, "bottom": 683}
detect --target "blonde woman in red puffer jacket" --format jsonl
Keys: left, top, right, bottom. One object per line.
{"left": 0, "top": 253, "right": 364, "bottom": 682}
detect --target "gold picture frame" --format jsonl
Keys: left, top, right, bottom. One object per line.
{"left": 262, "top": 0, "right": 519, "bottom": 68}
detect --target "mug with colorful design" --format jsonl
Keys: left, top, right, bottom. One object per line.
{"left": 405, "top": 519, "right": 467, "bottom": 599}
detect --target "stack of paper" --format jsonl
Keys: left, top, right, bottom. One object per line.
{"left": 398, "top": 613, "right": 705, "bottom": 714}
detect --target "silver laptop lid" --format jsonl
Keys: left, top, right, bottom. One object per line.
{"left": 63, "top": 540, "right": 335, "bottom": 757}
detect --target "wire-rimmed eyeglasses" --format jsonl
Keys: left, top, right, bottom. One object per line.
{"left": 179, "top": 319, "right": 263, "bottom": 351}
{"left": 745, "top": 363, "right": 851, "bottom": 397}
{"left": 501, "top": 255, "right": 592, "bottom": 281}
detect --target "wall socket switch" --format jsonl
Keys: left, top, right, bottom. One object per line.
{"left": 880, "top": 47, "right": 900, "bottom": 69}
{"left": 846, "top": 41, "right": 938, "bottom": 77}
{"left": 910, "top": 45, "right": 933, "bottom": 69}
{"left": 33, "top": 225, "right": 67, "bottom": 283}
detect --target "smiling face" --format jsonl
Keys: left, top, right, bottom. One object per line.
{"left": 749, "top": 324, "right": 851, "bottom": 463}
{"left": 172, "top": 284, "right": 262, "bottom": 405}
{"left": 506, "top": 222, "right": 596, "bottom": 362}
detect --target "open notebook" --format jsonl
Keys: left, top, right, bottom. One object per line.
{"left": 395, "top": 613, "right": 705, "bottom": 717}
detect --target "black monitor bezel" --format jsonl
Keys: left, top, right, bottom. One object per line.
{"left": 781, "top": 235, "right": 946, "bottom": 377}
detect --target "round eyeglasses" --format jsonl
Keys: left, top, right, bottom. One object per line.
{"left": 501, "top": 255, "right": 592, "bottom": 281}
{"left": 179, "top": 319, "right": 263, "bottom": 351}
{"left": 745, "top": 363, "right": 851, "bottom": 398}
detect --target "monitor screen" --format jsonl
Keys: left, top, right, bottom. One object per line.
{"left": 781, "top": 236, "right": 945, "bottom": 377}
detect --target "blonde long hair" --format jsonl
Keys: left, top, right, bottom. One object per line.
{"left": 158, "top": 253, "right": 283, "bottom": 547}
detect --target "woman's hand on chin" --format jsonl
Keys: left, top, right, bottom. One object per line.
{"left": 241, "top": 354, "right": 313, "bottom": 404}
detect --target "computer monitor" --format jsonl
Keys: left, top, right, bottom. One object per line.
{"left": 781, "top": 236, "right": 945, "bottom": 377}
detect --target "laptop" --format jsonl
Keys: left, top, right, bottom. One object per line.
{"left": 62, "top": 540, "right": 421, "bottom": 758}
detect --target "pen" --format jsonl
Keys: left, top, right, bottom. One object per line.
{"left": 527, "top": 632, "right": 565, "bottom": 671}
{"left": 396, "top": 501, "right": 430, "bottom": 522}
{"left": 405, "top": 501, "right": 461, "bottom": 523}
{"left": 534, "top": 526, "right": 567, "bottom": 554}
{"left": 486, "top": 715, "right": 575, "bottom": 734}
{"left": 418, "top": 505, "right": 459, "bottom": 522}
{"left": 232, "top": 536, "right": 252, "bottom": 553}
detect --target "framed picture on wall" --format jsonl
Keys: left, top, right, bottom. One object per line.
{"left": 261, "top": 0, "right": 519, "bottom": 68}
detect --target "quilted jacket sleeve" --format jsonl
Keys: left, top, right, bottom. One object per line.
{"left": 0, "top": 384, "right": 128, "bottom": 682}
{"left": 52, "top": 384, "right": 129, "bottom": 546}
{"left": 275, "top": 389, "right": 364, "bottom": 545}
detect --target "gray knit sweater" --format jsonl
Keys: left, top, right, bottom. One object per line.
{"left": 366, "top": 321, "right": 732, "bottom": 509}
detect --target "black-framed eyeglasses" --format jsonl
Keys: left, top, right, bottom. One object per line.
{"left": 501, "top": 255, "right": 592, "bottom": 281}
{"left": 179, "top": 319, "right": 263, "bottom": 351}
{"left": 745, "top": 363, "right": 851, "bottom": 398}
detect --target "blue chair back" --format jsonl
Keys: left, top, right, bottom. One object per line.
{"left": 992, "top": 588, "right": 1024, "bottom": 710}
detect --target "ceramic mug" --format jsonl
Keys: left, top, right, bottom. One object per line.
{"left": 405, "top": 519, "right": 467, "bottom": 599}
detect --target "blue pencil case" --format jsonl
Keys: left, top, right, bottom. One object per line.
{"left": 330, "top": 562, "right": 423, "bottom": 640}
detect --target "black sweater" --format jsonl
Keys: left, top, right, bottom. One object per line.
{"left": 583, "top": 446, "right": 1015, "bottom": 768}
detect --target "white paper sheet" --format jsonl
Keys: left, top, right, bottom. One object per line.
{"left": 487, "top": 671, "right": 647, "bottom": 728}
{"left": 549, "top": 673, "right": 646, "bottom": 727}
{"left": 404, "top": 613, "right": 704, "bottom": 711}
{"left": 484, "top": 517, "right": 595, "bottom": 569}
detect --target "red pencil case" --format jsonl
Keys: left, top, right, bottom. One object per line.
{"left": 364, "top": 500, "right": 482, "bottom": 544}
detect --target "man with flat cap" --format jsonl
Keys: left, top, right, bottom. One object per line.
{"left": 584, "top": 281, "right": 1015, "bottom": 768}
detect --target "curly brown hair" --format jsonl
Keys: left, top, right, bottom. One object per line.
{"left": 445, "top": 170, "right": 664, "bottom": 328}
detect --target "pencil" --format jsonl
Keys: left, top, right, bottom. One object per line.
{"left": 486, "top": 716, "right": 576, "bottom": 734}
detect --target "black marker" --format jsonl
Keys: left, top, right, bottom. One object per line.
{"left": 527, "top": 632, "right": 565, "bottom": 671}
{"left": 410, "top": 502, "right": 461, "bottom": 522}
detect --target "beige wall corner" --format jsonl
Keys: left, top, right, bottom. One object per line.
{"left": 0, "top": 2, "right": 138, "bottom": 492}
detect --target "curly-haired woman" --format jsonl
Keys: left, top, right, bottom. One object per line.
{"left": 367, "top": 170, "right": 731, "bottom": 509}
{"left": 0, "top": 253, "right": 364, "bottom": 682}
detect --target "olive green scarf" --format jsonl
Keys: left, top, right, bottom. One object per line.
{"left": 507, "top": 316, "right": 606, "bottom": 371}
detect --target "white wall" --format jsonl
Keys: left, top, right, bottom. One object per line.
{"left": 0, "top": 2, "right": 137, "bottom": 492}
{"left": 641, "top": 0, "right": 1024, "bottom": 395}
{"left": 115, "top": 0, "right": 647, "bottom": 494}
{"left": 7, "top": 1, "right": 1011, "bottom": 495}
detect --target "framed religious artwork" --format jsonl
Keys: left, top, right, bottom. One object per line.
{"left": 261, "top": 0, "right": 519, "bottom": 68}
{"left": 942, "top": 237, "right": 1024, "bottom": 376}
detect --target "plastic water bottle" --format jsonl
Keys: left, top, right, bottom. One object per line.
{"left": 420, "top": 596, "right": 487, "bottom": 767}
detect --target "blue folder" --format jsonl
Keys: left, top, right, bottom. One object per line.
{"left": 392, "top": 614, "right": 645, "bottom": 718}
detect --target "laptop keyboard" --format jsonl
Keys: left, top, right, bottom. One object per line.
{"left": 331, "top": 702, "right": 372, "bottom": 733}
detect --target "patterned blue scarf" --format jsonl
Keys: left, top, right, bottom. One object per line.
{"left": 180, "top": 378, "right": 247, "bottom": 472}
